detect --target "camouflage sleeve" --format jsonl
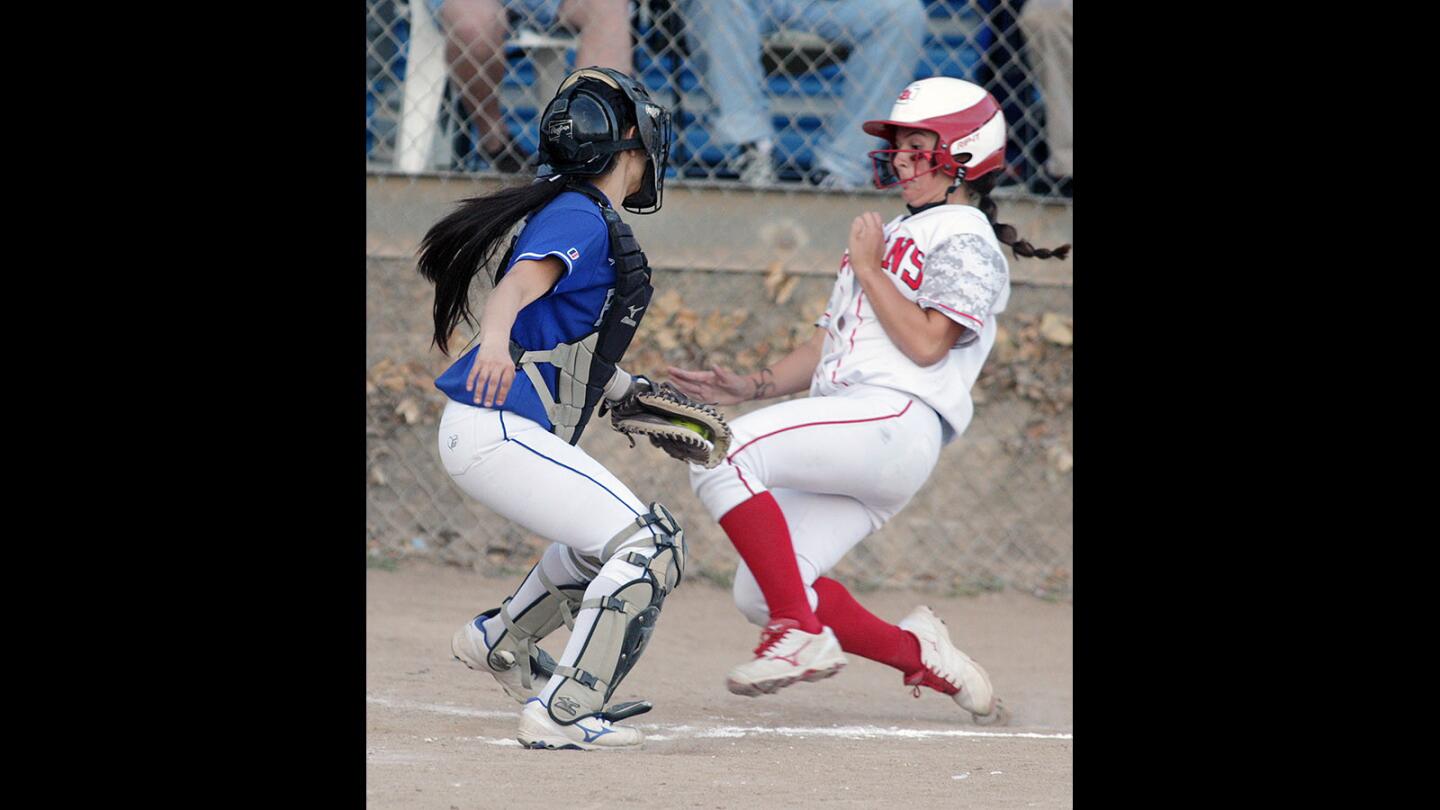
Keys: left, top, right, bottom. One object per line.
{"left": 915, "top": 233, "right": 1008, "bottom": 346}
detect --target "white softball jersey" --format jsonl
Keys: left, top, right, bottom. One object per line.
{"left": 812, "top": 203, "right": 1010, "bottom": 443}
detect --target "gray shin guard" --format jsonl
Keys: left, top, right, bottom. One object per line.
{"left": 547, "top": 502, "right": 686, "bottom": 726}
{"left": 485, "top": 568, "right": 586, "bottom": 692}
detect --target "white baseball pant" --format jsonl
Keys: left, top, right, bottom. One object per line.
{"left": 438, "top": 400, "right": 663, "bottom": 705}
{"left": 688, "top": 384, "right": 942, "bottom": 625}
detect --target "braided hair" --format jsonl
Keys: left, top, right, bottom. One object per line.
{"left": 963, "top": 172, "right": 1071, "bottom": 260}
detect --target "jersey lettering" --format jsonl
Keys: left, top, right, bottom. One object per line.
{"left": 900, "top": 247, "right": 924, "bottom": 290}
{"left": 882, "top": 237, "right": 913, "bottom": 274}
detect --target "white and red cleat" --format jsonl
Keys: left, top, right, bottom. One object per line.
{"left": 725, "top": 618, "right": 848, "bottom": 696}
{"left": 899, "top": 606, "right": 1010, "bottom": 725}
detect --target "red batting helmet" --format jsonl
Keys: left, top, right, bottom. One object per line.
{"left": 863, "top": 77, "right": 1006, "bottom": 189}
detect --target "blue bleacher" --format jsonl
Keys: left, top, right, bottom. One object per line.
{"left": 926, "top": 0, "right": 976, "bottom": 19}
{"left": 366, "top": 91, "right": 375, "bottom": 155}
{"left": 505, "top": 108, "right": 540, "bottom": 156}
{"left": 636, "top": 50, "right": 701, "bottom": 95}
{"left": 921, "top": 35, "right": 985, "bottom": 82}
{"left": 500, "top": 54, "right": 538, "bottom": 90}
{"left": 766, "top": 62, "right": 845, "bottom": 99}
{"left": 774, "top": 115, "right": 825, "bottom": 176}
{"left": 366, "top": 15, "right": 408, "bottom": 158}
{"left": 635, "top": 49, "right": 674, "bottom": 93}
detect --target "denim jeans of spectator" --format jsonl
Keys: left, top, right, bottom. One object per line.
{"left": 1019, "top": 0, "right": 1073, "bottom": 178}
{"left": 684, "top": 0, "right": 926, "bottom": 185}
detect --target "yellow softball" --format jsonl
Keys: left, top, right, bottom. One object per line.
{"left": 668, "top": 416, "right": 711, "bottom": 441}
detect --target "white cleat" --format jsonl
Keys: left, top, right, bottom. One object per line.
{"left": 451, "top": 614, "right": 542, "bottom": 704}
{"left": 898, "top": 605, "right": 1009, "bottom": 725}
{"left": 516, "top": 698, "right": 644, "bottom": 751}
{"left": 725, "top": 619, "right": 848, "bottom": 697}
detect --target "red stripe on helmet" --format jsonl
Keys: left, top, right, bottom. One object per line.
{"left": 863, "top": 92, "right": 1001, "bottom": 143}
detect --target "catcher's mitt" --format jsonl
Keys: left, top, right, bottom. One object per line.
{"left": 603, "top": 377, "right": 732, "bottom": 468}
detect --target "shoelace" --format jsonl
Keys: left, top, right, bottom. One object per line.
{"left": 753, "top": 625, "right": 792, "bottom": 656}
{"left": 908, "top": 613, "right": 965, "bottom": 698}
{"left": 906, "top": 666, "right": 960, "bottom": 699}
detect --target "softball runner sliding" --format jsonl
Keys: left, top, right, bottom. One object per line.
{"left": 669, "top": 77, "right": 1070, "bottom": 722}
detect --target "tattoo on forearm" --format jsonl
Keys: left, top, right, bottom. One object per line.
{"left": 752, "top": 367, "right": 775, "bottom": 401}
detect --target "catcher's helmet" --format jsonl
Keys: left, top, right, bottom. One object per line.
{"left": 537, "top": 66, "right": 673, "bottom": 214}
{"left": 862, "top": 77, "right": 1006, "bottom": 189}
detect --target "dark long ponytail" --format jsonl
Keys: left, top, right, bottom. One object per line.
{"left": 964, "top": 173, "right": 1071, "bottom": 260}
{"left": 416, "top": 176, "right": 568, "bottom": 354}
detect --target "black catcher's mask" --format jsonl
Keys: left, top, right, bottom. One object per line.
{"left": 536, "top": 66, "right": 673, "bottom": 214}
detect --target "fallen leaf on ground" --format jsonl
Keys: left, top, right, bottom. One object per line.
{"left": 1039, "top": 312, "right": 1073, "bottom": 346}
{"left": 763, "top": 261, "right": 787, "bottom": 298}
{"left": 775, "top": 276, "right": 800, "bottom": 305}
{"left": 650, "top": 289, "right": 683, "bottom": 321}
{"left": 1047, "top": 445, "right": 1074, "bottom": 473}
{"left": 395, "top": 398, "right": 422, "bottom": 425}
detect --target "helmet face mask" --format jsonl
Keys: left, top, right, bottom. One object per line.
{"left": 868, "top": 143, "right": 957, "bottom": 189}
{"left": 538, "top": 66, "right": 673, "bottom": 214}
{"left": 628, "top": 105, "right": 672, "bottom": 214}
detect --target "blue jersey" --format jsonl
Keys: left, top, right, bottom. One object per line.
{"left": 435, "top": 189, "right": 617, "bottom": 430}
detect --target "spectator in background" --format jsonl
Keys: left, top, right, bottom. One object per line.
{"left": 683, "top": 0, "right": 927, "bottom": 189}
{"left": 1018, "top": 0, "right": 1071, "bottom": 195}
{"left": 429, "top": 0, "right": 634, "bottom": 172}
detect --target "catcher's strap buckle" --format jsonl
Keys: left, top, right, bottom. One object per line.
{"left": 578, "top": 593, "right": 639, "bottom": 618}
{"left": 553, "top": 663, "right": 607, "bottom": 692}
{"left": 600, "top": 502, "right": 680, "bottom": 561}
{"left": 598, "top": 700, "right": 653, "bottom": 722}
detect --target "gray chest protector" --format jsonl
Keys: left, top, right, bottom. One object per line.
{"left": 504, "top": 182, "right": 653, "bottom": 445}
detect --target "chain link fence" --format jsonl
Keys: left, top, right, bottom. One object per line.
{"left": 365, "top": 0, "right": 1073, "bottom": 600}
{"left": 367, "top": 0, "right": 1071, "bottom": 191}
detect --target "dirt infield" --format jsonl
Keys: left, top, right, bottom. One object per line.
{"left": 367, "top": 561, "right": 1073, "bottom": 808}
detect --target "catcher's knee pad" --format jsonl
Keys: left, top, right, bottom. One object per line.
{"left": 547, "top": 502, "right": 685, "bottom": 726}
{"left": 485, "top": 568, "right": 586, "bottom": 693}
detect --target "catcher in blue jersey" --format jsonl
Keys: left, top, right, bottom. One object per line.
{"left": 417, "top": 67, "right": 729, "bottom": 750}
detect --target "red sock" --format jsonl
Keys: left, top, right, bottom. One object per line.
{"left": 718, "top": 493, "right": 822, "bottom": 633}
{"left": 813, "top": 577, "right": 923, "bottom": 675}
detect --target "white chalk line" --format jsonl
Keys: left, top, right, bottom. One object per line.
{"left": 368, "top": 695, "right": 1072, "bottom": 743}
{"left": 369, "top": 695, "right": 515, "bottom": 720}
